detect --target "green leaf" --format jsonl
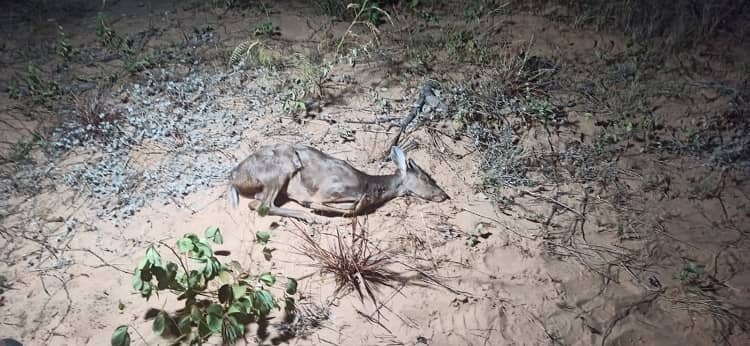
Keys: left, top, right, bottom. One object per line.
{"left": 218, "top": 270, "right": 232, "bottom": 284}
{"left": 190, "top": 305, "right": 202, "bottom": 322}
{"left": 229, "top": 260, "right": 243, "bottom": 273}
{"left": 153, "top": 311, "right": 167, "bottom": 336}
{"left": 203, "top": 259, "right": 216, "bottom": 278}
{"left": 203, "top": 257, "right": 222, "bottom": 280}
{"left": 285, "top": 278, "right": 298, "bottom": 295}
{"left": 206, "top": 313, "right": 223, "bottom": 333}
{"left": 176, "top": 237, "right": 194, "bottom": 253}
{"left": 166, "top": 261, "right": 179, "bottom": 274}
{"left": 197, "top": 318, "right": 211, "bottom": 338}
{"left": 187, "top": 270, "right": 205, "bottom": 290}
{"left": 229, "top": 297, "right": 252, "bottom": 315}
{"left": 141, "top": 282, "right": 153, "bottom": 300}
{"left": 219, "top": 284, "right": 232, "bottom": 304}
{"left": 257, "top": 202, "right": 270, "bottom": 217}
{"left": 262, "top": 247, "right": 274, "bottom": 261}
{"left": 177, "top": 315, "right": 192, "bottom": 334}
{"left": 474, "top": 223, "right": 484, "bottom": 233}
{"left": 466, "top": 236, "right": 479, "bottom": 247}
{"left": 259, "top": 272, "right": 276, "bottom": 286}
{"left": 139, "top": 263, "right": 153, "bottom": 282}
{"left": 164, "top": 262, "right": 180, "bottom": 289}
{"left": 204, "top": 226, "right": 223, "bottom": 245}
{"left": 207, "top": 303, "right": 224, "bottom": 316}
{"left": 256, "top": 231, "right": 271, "bottom": 245}
{"left": 227, "top": 303, "right": 242, "bottom": 315}
{"left": 111, "top": 325, "right": 131, "bottom": 346}
{"left": 253, "top": 289, "right": 278, "bottom": 315}
{"left": 232, "top": 284, "right": 247, "bottom": 299}
{"left": 145, "top": 245, "right": 161, "bottom": 265}
{"left": 153, "top": 266, "right": 169, "bottom": 290}
{"left": 284, "top": 296, "right": 296, "bottom": 313}
{"left": 176, "top": 272, "right": 188, "bottom": 289}
{"left": 224, "top": 316, "right": 244, "bottom": 344}
{"left": 193, "top": 241, "right": 213, "bottom": 259}
{"left": 206, "top": 315, "right": 223, "bottom": 333}
{"left": 132, "top": 270, "right": 144, "bottom": 291}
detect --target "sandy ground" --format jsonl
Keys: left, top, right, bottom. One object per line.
{"left": 1, "top": 1, "right": 749, "bottom": 346}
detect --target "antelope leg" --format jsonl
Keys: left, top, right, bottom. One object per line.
{"left": 248, "top": 183, "right": 318, "bottom": 223}
{"left": 248, "top": 200, "right": 316, "bottom": 223}
{"left": 307, "top": 194, "right": 368, "bottom": 216}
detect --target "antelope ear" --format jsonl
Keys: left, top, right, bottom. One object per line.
{"left": 407, "top": 158, "right": 418, "bottom": 170}
{"left": 390, "top": 146, "right": 407, "bottom": 178}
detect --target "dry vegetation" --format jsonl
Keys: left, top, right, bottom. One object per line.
{"left": 1, "top": 0, "right": 749, "bottom": 345}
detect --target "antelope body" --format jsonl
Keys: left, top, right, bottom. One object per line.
{"left": 228, "top": 143, "right": 449, "bottom": 222}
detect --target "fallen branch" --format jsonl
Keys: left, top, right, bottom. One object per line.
{"left": 379, "top": 83, "right": 439, "bottom": 160}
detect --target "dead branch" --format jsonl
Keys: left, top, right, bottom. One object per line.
{"left": 379, "top": 83, "right": 436, "bottom": 160}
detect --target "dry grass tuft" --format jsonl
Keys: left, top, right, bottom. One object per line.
{"left": 69, "top": 91, "right": 121, "bottom": 139}
{"left": 292, "top": 220, "right": 399, "bottom": 306}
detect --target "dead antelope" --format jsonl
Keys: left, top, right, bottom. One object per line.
{"left": 228, "top": 143, "right": 449, "bottom": 223}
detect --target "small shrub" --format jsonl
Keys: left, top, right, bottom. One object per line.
{"left": 283, "top": 90, "right": 308, "bottom": 115}
{"left": 4, "top": 136, "right": 41, "bottom": 163}
{"left": 7, "top": 64, "right": 60, "bottom": 106}
{"left": 334, "top": 0, "right": 393, "bottom": 59}
{"left": 112, "top": 227, "right": 298, "bottom": 346}
{"left": 96, "top": 12, "right": 132, "bottom": 54}
{"left": 54, "top": 25, "right": 73, "bottom": 59}
{"left": 0, "top": 274, "right": 9, "bottom": 294}
{"left": 250, "top": 22, "right": 280, "bottom": 37}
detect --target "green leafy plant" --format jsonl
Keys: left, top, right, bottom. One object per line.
{"left": 256, "top": 202, "right": 271, "bottom": 217}
{"left": 282, "top": 57, "right": 332, "bottom": 115}
{"left": 334, "top": 0, "right": 393, "bottom": 59}
{"left": 283, "top": 90, "right": 308, "bottom": 115}
{"left": 6, "top": 136, "right": 39, "bottom": 162}
{"left": 251, "top": 22, "right": 280, "bottom": 36}
{"left": 54, "top": 25, "right": 73, "bottom": 59}
{"left": 678, "top": 261, "right": 706, "bottom": 287}
{"left": 256, "top": 231, "right": 275, "bottom": 261}
{"left": 125, "top": 54, "right": 156, "bottom": 74}
{"left": 299, "top": 59, "right": 332, "bottom": 99}
{"left": 111, "top": 325, "right": 130, "bottom": 346}
{"left": 7, "top": 63, "right": 60, "bottom": 106}
{"left": 96, "top": 12, "right": 132, "bottom": 54}
{"left": 466, "top": 223, "right": 492, "bottom": 247}
{"left": 0, "top": 274, "right": 9, "bottom": 294}
{"left": 113, "top": 226, "right": 298, "bottom": 345}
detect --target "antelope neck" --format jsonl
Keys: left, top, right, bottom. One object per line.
{"left": 362, "top": 173, "right": 404, "bottom": 199}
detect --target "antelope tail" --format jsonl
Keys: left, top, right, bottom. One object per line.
{"left": 229, "top": 185, "right": 239, "bottom": 208}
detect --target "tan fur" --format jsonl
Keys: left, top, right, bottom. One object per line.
{"left": 228, "top": 143, "right": 449, "bottom": 223}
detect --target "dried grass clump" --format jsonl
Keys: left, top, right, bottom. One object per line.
{"left": 292, "top": 221, "right": 399, "bottom": 306}
{"left": 70, "top": 91, "right": 121, "bottom": 138}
